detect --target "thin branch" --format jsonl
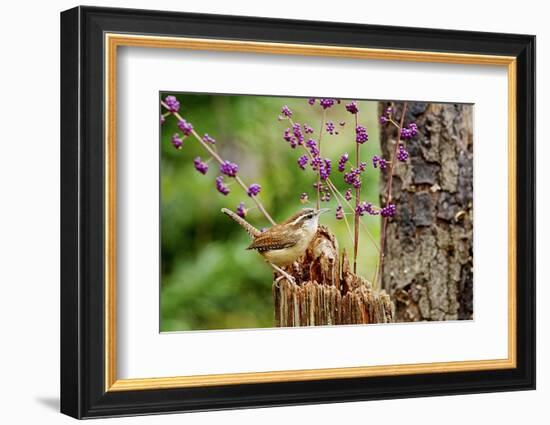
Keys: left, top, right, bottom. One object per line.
{"left": 161, "top": 100, "right": 276, "bottom": 225}
{"left": 378, "top": 102, "right": 408, "bottom": 287}
{"left": 316, "top": 110, "right": 326, "bottom": 210}
{"left": 353, "top": 114, "right": 360, "bottom": 274}
{"left": 289, "top": 128, "right": 381, "bottom": 257}
{"left": 388, "top": 118, "right": 401, "bottom": 129}
{"left": 324, "top": 183, "right": 354, "bottom": 245}
{"left": 325, "top": 179, "right": 380, "bottom": 252}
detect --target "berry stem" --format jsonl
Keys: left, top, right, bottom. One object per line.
{"left": 316, "top": 110, "right": 326, "bottom": 210}
{"left": 293, "top": 133, "right": 379, "bottom": 252}
{"left": 388, "top": 118, "right": 401, "bottom": 129}
{"left": 323, "top": 183, "right": 354, "bottom": 245}
{"left": 325, "top": 179, "right": 380, "bottom": 252}
{"left": 353, "top": 113, "right": 361, "bottom": 274}
{"left": 376, "top": 102, "right": 408, "bottom": 288}
{"left": 161, "top": 100, "right": 276, "bottom": 226}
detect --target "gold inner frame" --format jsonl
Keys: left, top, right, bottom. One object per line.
{"left": 104, "top": 33, "right": 517, "bottom": 392}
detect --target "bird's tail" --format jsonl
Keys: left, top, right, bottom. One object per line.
{"left": 221, "top": 208, "right": 262, "bottom": 238}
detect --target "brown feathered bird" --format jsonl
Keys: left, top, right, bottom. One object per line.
{"left": 222, "top": 207, "right": 329, "bottom": 283}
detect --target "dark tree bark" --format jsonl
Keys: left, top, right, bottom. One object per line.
{"left": 272, "top": 226, "right": 394, "bottom": 327}
{"left": 379, "top": 102, "right": 474, "bottom": 322}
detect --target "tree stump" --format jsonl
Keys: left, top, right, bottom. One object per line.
{"left": 379, "top": 102, "right": 474, "bottom": 322}
{"left": 272, "top": 225, "right": 394, "bottom": 327}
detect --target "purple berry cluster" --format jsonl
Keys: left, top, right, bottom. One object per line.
{"left": 319, "top": 98, "right": 336, "bottom": 110}
{"left": 310, "top": 156, "right": 331, "bottom": 180}
{"left": 160, "top": 94, "right": 280, "bottom": 227}
{"left": 193, "top": 157, "right": 208, "bottom": 174}
{"left": 319, "top": 158, "right": 331, "bottom": 180}
{"left": 269, "top": 97, "right": 413, "bottom": 271}
{"left": 177, "top": 119, "right": 193, "bottom": 136}
{"left": 372, "top": 155, "right": 388, "bottom": 170}
{"left": 401, "top": 122, "right": 418, "bottom": 139}
{"left": 297, "top": 154, "right": 309, "bottom": 170}
{"left": 202, "top": 133, "right": 216, "bottom": 144}
{"left": 380, "top": 203, "right": 396, "bottom": 217}
{"left": 345, "top": 188, "right": 353, "bottom": 201}
{"left": 345, "top": 101, "right": 359, "bottom": 114}
{"left": 320, "top": 185, "right": 331, "bottom": 202}
{"left": 236, "top": 202, "right": 247, "bottom": 218}
{"left": 282, "top": 128, "right": 293, "bottom": 146}
{"left": 355, "top": 125, "right": 368, "bottom": 144}
{"left": 215, "top": 176, "right": 230, "bottom": 196}
{"left": 400, "top": 128, "right": 412, "bottom": 139}
{"left": 164, "top": 95, "right": 180, "bottom": 113}
{"left": 281, "top": 105, "right": 293, "bottom": 118}
{"left": 356, "top": 201, "right": 379, "bottom": 216}
{"left": 306, "top": 138, "right": 319, "bottom": 156}
{"left": 344, "top": 167, "right": 362, "bottom": 188}
{"left": 283, "top": 123, "right": 305, "bottom": 148}
{"left": 171, "top": 133, "right": 183, "bottom": 149}
{"left": 220, "top": 160, "right": 239, "bottom": 177}
{"left": 310, "top": 156, "right": 322, "bottom": 171}
{"left": 293, "top": 123, "right": 304, "bottom": 144}
{"left": 397, "top": 144, "right": 409, "bottom": 162}
{"left": 335, "top": 205, "right": 344, "bottom": 220}
{"left": 338, "top": 153, "right": 349, "bottom": 172}
{"left": 247, "top": 183, "right": 261, "bottom": 197}
{"left": 379, "top": 105, "right": 393, "bottom": 124}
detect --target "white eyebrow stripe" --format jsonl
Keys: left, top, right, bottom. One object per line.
{"left": 290, "top": 214, "right": 306, "bottom": 226}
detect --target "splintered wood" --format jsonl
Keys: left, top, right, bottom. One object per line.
{"left": 272, "top": 225, "right": 394, "bottom": 327}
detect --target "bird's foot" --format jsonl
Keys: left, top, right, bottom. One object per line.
{"left": 269, "top": 262, "right": 296, "bottom": 285}
{"left": 275, "top": 272, "right": 296, "bottom": 285}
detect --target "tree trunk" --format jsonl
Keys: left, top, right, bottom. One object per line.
{"left": 273, "top": 225, "right": 394, "bottom": 327}
{"left": 379, "top": 102, "right": 474, "bottom": 322}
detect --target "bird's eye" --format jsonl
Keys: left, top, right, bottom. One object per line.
{"left": 306, "top": 214, "right": 314, "bottom": 219}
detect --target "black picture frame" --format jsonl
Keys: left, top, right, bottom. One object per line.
{"left": 60, "top": 5, "right": 536, "bottom": 419}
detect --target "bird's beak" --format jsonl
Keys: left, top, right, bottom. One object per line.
{"left": 317, "top": 208, "right": 330, "bottom": 216}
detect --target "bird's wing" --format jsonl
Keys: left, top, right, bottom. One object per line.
{"left": 247, "top": 231, "right": 300, "bottom": 252}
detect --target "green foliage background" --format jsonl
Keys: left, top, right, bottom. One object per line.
{"left": 160, "top": 93, "right": 381, "bottom": 331}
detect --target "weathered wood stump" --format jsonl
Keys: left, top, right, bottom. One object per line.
{"left": 272, "top": 225, "right": 394, "bottom": 327}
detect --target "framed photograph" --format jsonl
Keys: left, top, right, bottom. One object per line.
{"left": 60, "top": 6, "right": 536, "bottom": 419}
